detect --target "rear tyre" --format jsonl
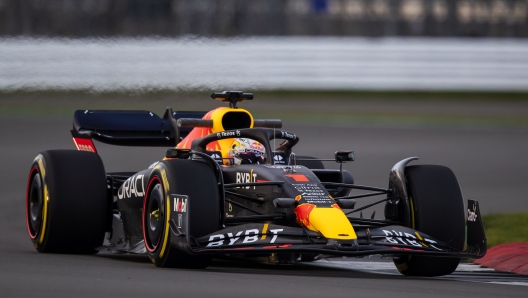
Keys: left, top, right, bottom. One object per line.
{"left": 393, "top": 165, "right": 465, "bottom": 277}
{"left": 144, "top": 159, "right": 220, "bottom": 269}
{"left": 26, "top": 150, "right": 107, "bottom": 253}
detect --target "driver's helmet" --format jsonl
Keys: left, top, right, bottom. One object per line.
{"left": 228, "top": 138, "right": 266, "bottom": 165}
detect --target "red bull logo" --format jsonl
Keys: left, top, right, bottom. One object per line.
{"left": 294, "top": 203, "right": 316, "bottom": 229}
{"left": 294, "top": 203, "right": 357, "bottom": 239}
{"left": 250, "top": 141, "right": 264, "bottom": 151}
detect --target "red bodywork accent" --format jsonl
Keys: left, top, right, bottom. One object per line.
{"left": 278, "top": 244, "right": 292, "bottom": 248}
{"left": 263, "top": 244, "right": 293, "bottom": 249}
{"left": 392, "top": 247, "right": 414, "bottom": 251}
{"left": 143, "top": 176, "right": 162, "bottom": 253}
{"left": 72, "top": 137, "right": 97, "bottom": 153}
{"left": 284, "top": 174, "right": 309, "bottom": 182}
{"left": 176, "top": 200, "right": 185, "bottom": 213}
{"left": 294, "top": 203, "right": 316, "bottom": 228}
{"left": 176, "top": 108, "right": 221, "bottom": 150}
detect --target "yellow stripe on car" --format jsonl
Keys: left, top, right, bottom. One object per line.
{"left": 36, "top": 155, "right": 49, "bottom": 245}
{"left": 261, "top": 223, "right": 268, "bottom": 240}
{"left": 308, "top": 207, "right": 357, "bottom": 240}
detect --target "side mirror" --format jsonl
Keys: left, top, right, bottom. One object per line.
{"left": 335, "top": 199, "right": 356, "bottom": 209}
{"left": 335, "top": 150, "right": 355, "bottom": 162}
{"left": 166, "top": 148, "right": 190, "bottom": 159}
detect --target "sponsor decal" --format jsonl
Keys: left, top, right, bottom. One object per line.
{"left": 381, "top": 229, "right": 440, "bottom": 250}
{"left": 468, "top": 202, "right": 478, "bottom": 222}
{"left": 294, "top": 203, "right": 316, "bottom": 229}
{"left": 292, "top": 183, "right": 325, "bottom": 196}
{"left": 205, "top": 226, "right": 283, "bottom": 247}
{"left": 216, "top": 130, "right": 241, "bottom": 138}
{"left": 72, "top": 137, "right": 97, "bottom": 153}
{"left": 236, "top": 170, "right": 257, "bottom": 189}
{"left": 266, "top": 165, "right": 298, "bottom": 169}
{"left": 273, "top": 154, "right": 286, "bottom": 165}
{"left": 225, "top": 202, "right": 234, "bottom": 218}
{"left": 250, "top": 141, "right": 264, "bottom": 151}
{"left": 118, "top": 174, "right": 145, "bottom": 199}
{"left": 173, "top": 195, "right": 187, "bottom": 213}
{"left": 243, "top": 148, "right": 265, "bottom": 156}
{"left": 177, "top": 214, "right": 182, "bottom": 228}
{"left": 265, "top": 165, "right": 302, "bottom": 172}
{"left": 292, "top": 183, "right": 333, "bottom": 204}
{"left": 280, "top": 131, "right": 296, "bottom": 139}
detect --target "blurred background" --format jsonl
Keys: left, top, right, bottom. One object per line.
{"left": 1, "top": 0, "right": 528, "bottom": 91}
{"left": 1, "top": 0, "right": 527, "bottom": 37}
{"left": 0, "top": 0, "right": 527, "bottom": 222}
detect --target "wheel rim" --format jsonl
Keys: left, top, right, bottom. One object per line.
{"left": 28, "top": 173, "right": 43, "bottom": 237}
{"left": 145, "top": 183, "right": 164, "bottom": 251}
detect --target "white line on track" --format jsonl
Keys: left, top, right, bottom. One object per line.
{"left": 308, "top": 258, "right": 528, "bottom": 286}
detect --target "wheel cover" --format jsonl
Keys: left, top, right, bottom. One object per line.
{"left": 144, "top": 181, "right": 165, "bottom": 252}
{"left": 26, "top": 167, "right": 44, "bottom": 239}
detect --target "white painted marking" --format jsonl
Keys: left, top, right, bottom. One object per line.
{"left": 307, "top": 259, "right": 528, "bottom": 286}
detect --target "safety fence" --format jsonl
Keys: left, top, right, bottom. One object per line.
{"left": 2, "top": 37, "right": 527, "bottom": 91}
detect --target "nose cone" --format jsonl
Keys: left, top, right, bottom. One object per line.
{"left": 295, "top": 204, "right": 357, "bottom": 240}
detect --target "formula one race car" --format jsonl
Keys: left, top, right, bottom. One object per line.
{"left": 26, "top": 91, "right": 487, "bottom": 277}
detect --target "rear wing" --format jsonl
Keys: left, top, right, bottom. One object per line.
{"left": 71, "top": 108, "right": 205, "bottom": 147}
{"left": 71, "top": 107, "right": 283, "bottom": 151}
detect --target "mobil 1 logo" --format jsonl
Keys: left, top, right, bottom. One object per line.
{"left": 172, "top": 194, "right": 188, "bottom": 229}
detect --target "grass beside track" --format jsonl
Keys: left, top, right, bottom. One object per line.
{"left": 483, "top": 212, "right": 528, "bottom": 247}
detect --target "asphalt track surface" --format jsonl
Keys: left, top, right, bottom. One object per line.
{"left": 1, "top": 115, "right": 528, "bottom": 297}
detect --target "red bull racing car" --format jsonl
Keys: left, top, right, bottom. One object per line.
{"left": 26, "top": 91, "right": 487, "bottom": 277}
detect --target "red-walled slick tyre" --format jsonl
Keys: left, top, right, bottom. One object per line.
{"left": 143, "top": 159, "right": 220, "bottom": 268}
{"left": 26, "top": 150, "right": 107, "bottom": 253}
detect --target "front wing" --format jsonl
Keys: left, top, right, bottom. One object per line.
{"left": 170, "top": 197, "right": 486, "bottom": 259}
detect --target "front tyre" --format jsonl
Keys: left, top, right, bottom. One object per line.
{"left": 26, "top": 150, "right": 107, "bottom": 253}
{"left": 143, "top": 159, "right": 220, "bottom": 268}
{"left": 393, "top": 165, "right": 465, "bottom": 277}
